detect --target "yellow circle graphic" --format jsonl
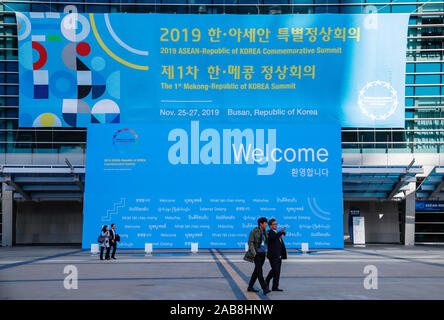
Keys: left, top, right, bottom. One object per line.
{"left": 40, "top": 113, "right": 55, "bottom": 127}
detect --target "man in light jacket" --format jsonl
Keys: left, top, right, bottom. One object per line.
{"left": 243, "top": 217, "right": 271, "bottom": 295}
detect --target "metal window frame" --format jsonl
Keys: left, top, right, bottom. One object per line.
{"left": 0, "top": 1, "right": 443, "bottom": 6}
{"left": 0, "top": 1, "right": 444, "bottom": 153}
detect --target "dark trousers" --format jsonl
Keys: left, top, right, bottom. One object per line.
{"left": 266, "top": 258, "right": 282, "bottom": 289}
{"left": 248, "top": 252, "right": 267, "bottom": 290}
{"left": 100, "top": 246, "right": 110, "bottom": 260}
{"left": 110, "top": 241, "right": 117, "bottom": 258}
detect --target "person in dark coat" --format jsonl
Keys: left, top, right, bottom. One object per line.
{"left": 265, "top": 218, "right": 287, "bottom": 291}
{"left": 109, "top": 223, "right": 118, "bottom": 259}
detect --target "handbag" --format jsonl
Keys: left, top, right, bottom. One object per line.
{"left": 115, "top": 234, "right": 120, "bottom": 242}
{"left": 97, "top": 234, "right": 105, "bottom": 243}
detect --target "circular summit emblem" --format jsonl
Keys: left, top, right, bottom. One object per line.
{"left": 113, "top": 128, "right": 139, "bottom": 154}
{"left": 358, "top": 80, "right": 398, "bottom": 121}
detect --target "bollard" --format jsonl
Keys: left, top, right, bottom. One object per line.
{"left": 301, "top": 242, "right": 309, "bottom": 254}
{"left": 91, "top": 244, "right": 99, "bottom": 255}
{"left": 145, "top": 243, "right": 153, "bottom": 256}
{"left": 191, "top": 242, "right": 198, "bottom": 253}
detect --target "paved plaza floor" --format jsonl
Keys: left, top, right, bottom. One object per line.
{"left": 0, "top": 245, "right": 443, "bottom": 300}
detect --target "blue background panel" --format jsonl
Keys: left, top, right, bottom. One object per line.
{"left": 82, "top": 122, "right": 344, "bottom": 249}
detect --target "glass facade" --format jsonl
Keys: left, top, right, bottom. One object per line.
{"left": 0, "top": 0, "right": 443, "bottom": 159}
{"left": 415, "top": 211, "right": 444, "bottom": 242}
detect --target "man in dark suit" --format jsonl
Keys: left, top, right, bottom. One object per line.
{"left": 109, "top": 223, "right": 118, "bottom": 259}
{"left": 265, "top": 218, "right": 287, "bottom": 291}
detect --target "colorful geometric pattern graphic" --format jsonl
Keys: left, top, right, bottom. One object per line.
{"left": 18, "top": 12, "right": 149, "bottom": 127}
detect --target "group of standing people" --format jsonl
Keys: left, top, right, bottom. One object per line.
{"left": 96, "top": 219, "right": 286, "bottom": 290}
{"left": 98, "top": 224, "right": 119, "bottom": 260}
{"left": 244, "top": 217, "right": 287, "bottom": 295}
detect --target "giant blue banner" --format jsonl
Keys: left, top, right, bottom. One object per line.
{"left": 82, "top": 122, "right": 343, "bottom": 249}
{"left": 17, "top": 13, "right": 408, "bottom": 128}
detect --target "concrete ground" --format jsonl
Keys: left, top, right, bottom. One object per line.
{"left": 0, "top": 245, "right": 443, "bottom": 300}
